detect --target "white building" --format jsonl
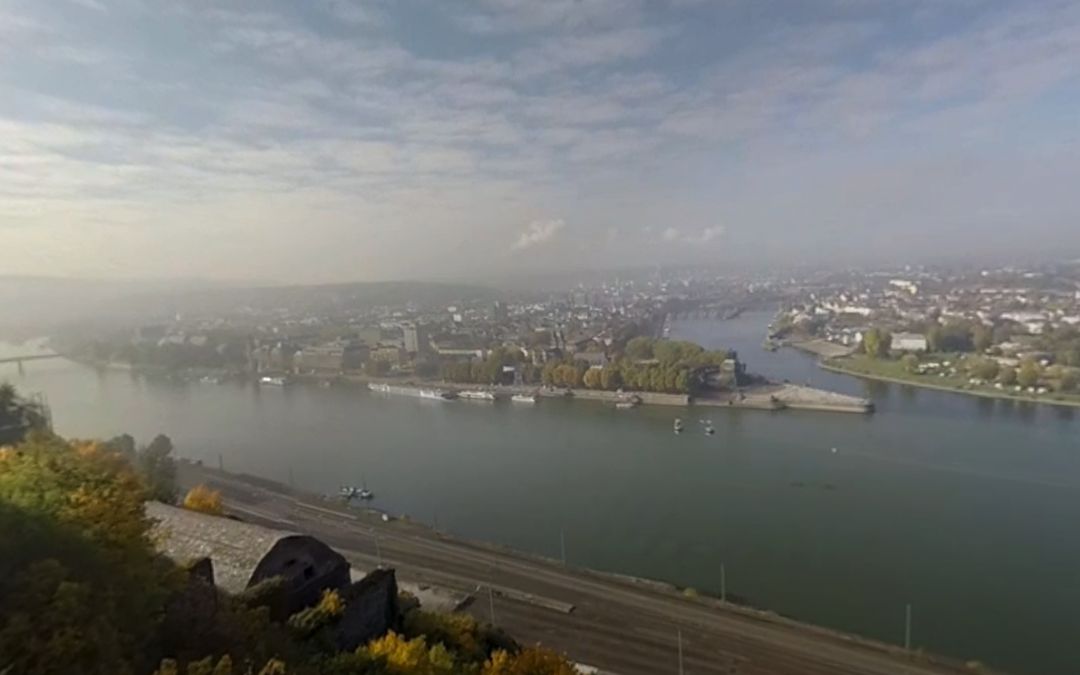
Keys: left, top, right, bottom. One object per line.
{"left": 891, "top": 332, "right": 928, "bottom": 352}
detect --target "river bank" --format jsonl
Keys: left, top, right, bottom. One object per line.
{"left": 177, "top": 461, "right": 988, "bottom": 675}
{"left": 821, "top": 358, "right": 1080, "bottom": 410}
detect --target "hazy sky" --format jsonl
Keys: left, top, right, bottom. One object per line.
{"left": 2, "top": 0, "right": 1079, "bottom": 283}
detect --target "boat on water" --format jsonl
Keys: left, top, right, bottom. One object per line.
{"left": 511, "top": 394, "right": 537, "bottom": 404}
{"left": 259, "top": 375, "right": 290, "bottom": 386}
{"left": 615, "top": 400, "right": 637, "bottom": 409}
{"left": 368, "top": 382, "right": 453, "bottom": 400}
{"left": 674, "top": 418, "right": 684, "bottom": 434}
{"left": 459, "top": 390, "right": 497, "bottom": 401}
{"left": 702, "top": 420, "right": 715, "bottom": 435}
{"left": 340, "top": 485, "right": 374, "bottom": 501}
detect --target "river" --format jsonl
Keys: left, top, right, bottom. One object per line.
{"left": 2, "top": 312, "right": 1078, "bottom": 675}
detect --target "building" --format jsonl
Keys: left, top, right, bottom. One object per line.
{"left": 370, "top": 345, "right": 406, "bottom": 368}
{"left": 295, "top": 343, "right": 369, "bottom": 373}
{"left": 401, "top": 323, "right": 429, "bottom": 355}
{"left": 891, "top": 332, "right": 928, "bottom": 352}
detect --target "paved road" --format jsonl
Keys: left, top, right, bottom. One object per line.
{"left": 179, "top": 464, "right": 998, "bottom": 675}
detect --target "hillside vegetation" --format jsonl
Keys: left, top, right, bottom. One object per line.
{"left": 0, "top": 399, "right": 577, "bottom": 675}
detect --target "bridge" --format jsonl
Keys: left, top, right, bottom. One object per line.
{"left": 0, "top": 353, "right": 63, "bottom": 374}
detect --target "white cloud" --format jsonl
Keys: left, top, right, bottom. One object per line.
{"left": 0, "top": 0, "right": 1079, "bottom": 280}
{"left": 512, "top": 218, "right": 567, "bottom": 251}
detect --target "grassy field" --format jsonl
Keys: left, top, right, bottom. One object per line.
{"left": 822, "top": 354, "right": 1080, "bottom": 408}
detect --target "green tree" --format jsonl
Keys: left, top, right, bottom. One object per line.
{"left": 972, "top": 324, "right": 994, "bottom": 353}
{"left": 582, "top": 369, "right": 602, "bottom": 389}
{"left": 900, "top": 353, "right": 920, "bottom": 373}
{"left": 862, "top": 329, "right": 891, "bottom": 358}
{"left": 0, "top": 383, "right": 48, "bottom": 445}
{"left": 967, "top": 358, "right": 1000, "bottom": 381}
{"left": 0, "top": 437, "right": 172, "bottom": 675}
{"left": 139, "top": 434, "right": 179, "bottom": 504}
{"left": 624, "top": 337, "right": 654, "bottom": 361}
{"left": 1017, "top": 360, "right": 1041, "bottom": 388}
{"left": 997, "top": 367, "right": 1018, "bottom": 386}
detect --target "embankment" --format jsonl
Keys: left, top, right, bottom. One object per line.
{"left": 820, "top": 359, "right": 1080, "bottom": 409}
{"left": 545, "top": 389, "right": 690, "bottom": 406}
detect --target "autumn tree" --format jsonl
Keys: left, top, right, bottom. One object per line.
{"left": 0, "top": 436, "right": 173, "bottom": 675}
{"left": 183, "top": 484, "right": 224, "bottom": 516}
{"left": 482, "top": 646, "right": 579, "bottom": 675}
{"left": 367, "top": 631, "right": 458, "bottom": 675}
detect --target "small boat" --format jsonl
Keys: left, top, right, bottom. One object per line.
{"left": 341, "top": 484, "right": 374, "bottom": 501}
{"left": 674, "top": 418, "right": 683, "bottom": 434}
{"left": 703, "top": 420, "right": 715, "bottom": 435}
{"left": 260, "top": 375, "right": 290, "bottom": 386}
{"left": 615, "top": 400, "right": 636, "bottom": 409}
{"left": 511, "top": 394, "right": 537, "bottom": 404}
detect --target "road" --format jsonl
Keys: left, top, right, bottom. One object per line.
{"left": 178, "top": 463, "right": 998, "bottom": 675}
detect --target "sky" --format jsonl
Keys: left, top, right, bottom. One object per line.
{"left": 1, "top": 0, "right": 1079, "bottom": 284}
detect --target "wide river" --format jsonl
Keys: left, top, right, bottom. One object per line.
{"left": 3, "top": 311, "right": 1078, "bottom": 675}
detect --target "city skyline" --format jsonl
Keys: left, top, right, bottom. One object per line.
{"left": 2, "top": 0, "right": 1079, "bottom": 283}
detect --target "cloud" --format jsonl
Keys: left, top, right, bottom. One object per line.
{"left": 1, "top": 0, "right": 1079, "bottom": 280}
{"left": 512, "top": 218, "right": 567, "bottom": 251}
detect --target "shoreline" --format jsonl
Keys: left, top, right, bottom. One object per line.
{"left": 820, "top": 360, "right": 1080, "bottom": 409}
{"left": 178, "top": 460, "right": 984, "bottom": 675}
{"left": 49, "top": 354, "right": 871, "bottom": 415}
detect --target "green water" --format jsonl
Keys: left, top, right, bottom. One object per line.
{"left": 3, "top": 313, "right": 1078, "bottom": 675}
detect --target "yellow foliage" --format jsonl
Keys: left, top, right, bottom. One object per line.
{"left": 183, "top": 484, "right": 224, "bottom": 516}
{"left": 318, "top": 588, "right": 345, "bottom": 617}
{"left": 482, "top": 646, "right": 578, "bottom": 675}
{"left": 367, "top": 631, "right": 458, "bottom": 675}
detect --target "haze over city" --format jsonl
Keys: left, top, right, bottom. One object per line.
{"left": 2, "top": 0, "right": 1079, "bottom": 283}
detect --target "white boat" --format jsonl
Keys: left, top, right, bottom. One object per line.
{"left": 369, "top": 382, "right": 451, "bottom": 400}
{"left": 511, "top": 394, "right": 537, "bottom": 404}
{"left": 459, "top": 390, "right": 497, "bottom": 401}
{"left": 260, "top": 376, "right": 290, "bottom": 386}
{"left": 674, "top": 418, "right": 684, "bottom": 434}
{"left": 615, "top": 400, "right": 636, "bottom": 409}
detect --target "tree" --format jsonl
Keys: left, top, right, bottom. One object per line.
{"left": 972, "top": 324, "right": 994, "bottom": 353}
{"left": 1017, "top": 360, "right": 1041, "bottom": 389}
{"left": 139, "top": 434, "right": 179, "bottom": 504}
{"left": 0, "top": 383, "right": 48, "bottom": 444}
{"left": 366, "top": 360, "right": 391, "bottom": 377}
{"left": 997, "top": 367, "right": 1018, "bottom": 386}
{"left": 183, "top": 484, "right": 224, "bottom": 516}
{"left": 482, "top": 646, "right": 578, "bottom": 675}
{"left": 624, "top": 337, "right": 654, "bottom": 361}
{"left": 582, "top": 369, "right": 602, "bottom": 389}
{"left": 861, "top": 329, "right": 890, "bottom": 358}
{"left": 901, "top": 353, "right": 920, "bottom": 373}
{"left": 967, "top": 358, "right": 1000, "bottom": 381}
{"left": 0, "top": 436, "right": 170, "bottom": 675}
{"left": 1053, "top": 369, "right": 1078, "bottom": 393}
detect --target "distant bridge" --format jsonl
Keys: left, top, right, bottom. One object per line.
{"left": 0, "top": 353, "right": 63, "bottom": 373}
{"left": 0, "top": 353, "right": 62, "bottom": 364}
